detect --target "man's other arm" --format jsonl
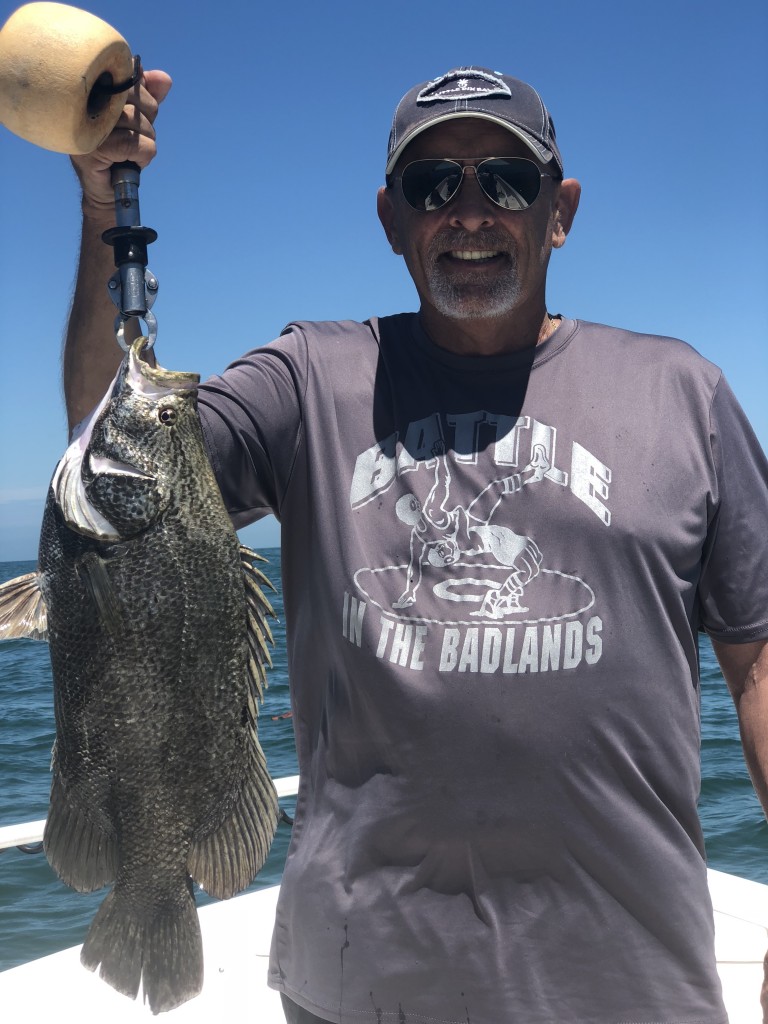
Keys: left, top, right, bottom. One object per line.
{"left": 711, "top": 636, "right": 768, "bottom": 1023}
{"left": 713, "top": 638, "right": 768, "bottom": 814}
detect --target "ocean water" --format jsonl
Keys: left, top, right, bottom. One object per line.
{"left": 0, "top": 554, "right": 766, "bottom": 973}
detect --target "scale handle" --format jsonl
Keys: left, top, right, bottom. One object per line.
{"left": 103, "top": 160, "right": 157, "bottom": 325}
{"left": 111, "top": 161, "right": 143, "bottom": 228}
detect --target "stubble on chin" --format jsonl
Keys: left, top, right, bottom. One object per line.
{"left": 423, "top": 231, "right": 522, "bottom": 321}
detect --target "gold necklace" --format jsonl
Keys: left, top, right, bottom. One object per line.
{"left": 542, "top": 314, "right": 559, "bottom": 340}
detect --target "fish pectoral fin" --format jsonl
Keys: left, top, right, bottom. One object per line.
{"left": 44, "top": 773, "right": 118, "bottom": 892}
{"left": 75, "top": 552, "right": 123, "bottom": 635}
{"left": 188, "top": 733, "right": 279, "bottom": 900}
{"left": 0, "top": 571, "right": 48, "bottom": 641}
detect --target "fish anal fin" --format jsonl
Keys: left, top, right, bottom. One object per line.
{"left": 188, "top": 737, "right": 278, "bottom": 900}
{"left": 0, "top": 571, "right": 48, "bottom": 641}
{"left": 44, "top": 774, "right": 118, "bottom": 892}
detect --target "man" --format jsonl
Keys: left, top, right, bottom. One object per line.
{"left": 66, "top": 66, "right": 768, "bottom": 1023}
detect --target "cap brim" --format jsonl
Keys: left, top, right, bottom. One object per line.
{"left": 385, "top": 111, "right": 555, "bottom": 176}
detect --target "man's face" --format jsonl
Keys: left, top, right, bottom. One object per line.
{"left": 378, "top": 119, "right": 575, "bottom": 324}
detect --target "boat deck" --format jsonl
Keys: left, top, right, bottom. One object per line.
{"left": 0, "top": 869, "right": 765, "bottom": 1021}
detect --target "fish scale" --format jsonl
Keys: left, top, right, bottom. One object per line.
{"left": 0, "top": 338, "right": 279, "bottom": 1013}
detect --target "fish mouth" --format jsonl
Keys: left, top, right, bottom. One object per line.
{"left": 127, "top": 337, "right": 200, "bottom": 397}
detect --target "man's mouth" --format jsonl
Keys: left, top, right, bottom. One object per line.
{"left": 448, "top": 250, "right": 502, "bottom": 261}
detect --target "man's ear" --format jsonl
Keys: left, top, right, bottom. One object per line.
{"left": 552, "top": 178, "right": 581, "bottom": 249}
{"left": 377, "top": 186, "right": 403, "bottom": 255}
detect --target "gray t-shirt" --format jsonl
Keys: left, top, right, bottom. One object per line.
{"left": 198, "top": 315, "right": 768, "bottom": 1024}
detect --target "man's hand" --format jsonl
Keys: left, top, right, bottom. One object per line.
{"left": 71, "top": 69, "right": 172, "bottom": 213}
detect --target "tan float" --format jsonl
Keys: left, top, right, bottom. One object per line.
{"left": 0, "top": 2, "right": 134, "bottom": 154}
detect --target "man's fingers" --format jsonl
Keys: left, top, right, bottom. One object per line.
{"left": 70, "top": 68, "right": 171, "bottom": 211}
{"left": 115, "top": 104, "right": 155, "bottom": 135}
{"left": 98, "top": 126, "right": 158, "bottom": 166}
{"left": 105, "top": 71, "right": 171, "bottom": 162}
{"left": 143, "top": 69, "right": 173, "bottom": 106}
{"left": 114, "top": 104, "right": 157, "bottom": 143}
{"left": 117, "top": 71, "right": 171, "bottom": 132}
{"left": 73, "top": 121, "right": 157, "bottom": 174}
{"left": 120, "top": 71, "right": 172, "bottom": 128}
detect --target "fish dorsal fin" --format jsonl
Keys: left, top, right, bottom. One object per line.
{"left": 0, "top": 571, "right": 48, "bottom": 641}
{"left": 240, "top": 545, "right": 277, "bottom": 705}
{"left": 186, "top": 546, "right": 280, "bottom": 899}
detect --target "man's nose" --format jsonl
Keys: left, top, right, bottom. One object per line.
{"left": 447, "top": 167, "right": 495, "bottom": 231}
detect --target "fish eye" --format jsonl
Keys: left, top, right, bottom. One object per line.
{"left": 158, "top": 407, "right": 177, "bottom": 426}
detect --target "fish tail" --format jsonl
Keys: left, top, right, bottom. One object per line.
{"left": 81, "top": 881, "right": 203, "bottom": 1014}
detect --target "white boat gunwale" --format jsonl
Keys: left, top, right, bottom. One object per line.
{"left": 1, "top": 775, "right": 766, "bottom": 1022}
{"left": 0, "top": 774, "right": 300, "bottom": 852}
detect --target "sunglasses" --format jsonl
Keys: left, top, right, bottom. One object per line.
{"left": 390, "top": 157, "right": 557, "bottom": 213}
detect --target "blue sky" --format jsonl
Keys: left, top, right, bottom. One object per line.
{"left": 1, "top": 0, "right": 766, "bottom": 561}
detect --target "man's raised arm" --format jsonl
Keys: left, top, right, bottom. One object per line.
{"left": 64, "top": 70, "right": 172, "bottom": 434}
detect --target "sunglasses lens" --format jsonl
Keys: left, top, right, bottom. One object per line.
{"left": 398, "top": 158, "right": 544, "bottom": 211}
{"left": 476, "top": 159, "right": 542, "bottom": 210}
{"left": 400, "top": 161, "right": 463, "bottom": 211}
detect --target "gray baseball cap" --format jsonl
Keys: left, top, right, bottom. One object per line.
{"left": 386, "top": 67, "right": 563, "bottom": 178}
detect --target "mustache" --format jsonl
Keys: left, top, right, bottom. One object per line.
{"left": 426, "top": 230, "right": 517, "bottom": 260}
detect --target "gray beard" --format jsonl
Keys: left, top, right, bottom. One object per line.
{"left": 424, "top": 231, "right": 522, "bottom": 321}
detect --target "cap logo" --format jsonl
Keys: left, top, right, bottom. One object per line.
{"left": 416, "top": 68, "right": 511, "bottom": 105}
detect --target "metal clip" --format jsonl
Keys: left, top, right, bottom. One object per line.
{"left": 108, "top": 268, "right": 158, "bottom": 350}
{"left": 115, "top": 310, "right": 158, "bottom": 353}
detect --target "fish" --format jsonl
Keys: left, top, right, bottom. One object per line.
{"left": 0, "top": 337, "right": 279, "bottom": 1013}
